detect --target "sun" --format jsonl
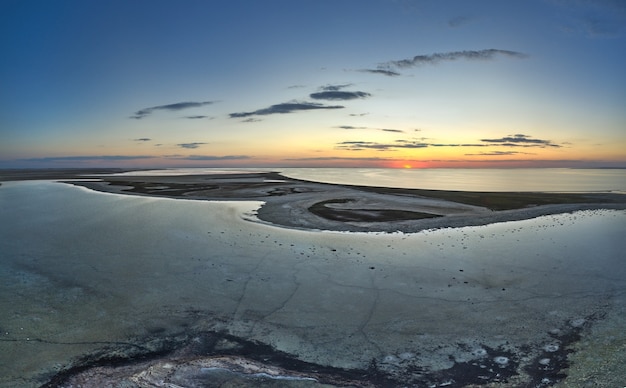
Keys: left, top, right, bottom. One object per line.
{"left": 403, "top": 164, "right": 412, "bottom": 169}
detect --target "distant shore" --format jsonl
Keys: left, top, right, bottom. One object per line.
{"left": 2, "top": 168, "right": 623, "bottom": 232}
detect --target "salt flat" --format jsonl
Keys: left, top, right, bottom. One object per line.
{"left": 0, "top": 180, "right": 625, "bottom": 386}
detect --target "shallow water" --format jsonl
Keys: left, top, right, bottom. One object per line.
{"left": 1, "top": 181, "right": 625, "bottom": 386}
{"left": 110, "top": 167, "right": 626, "bottom": 192}
{"left": 280, "top": 167, "right": 626, "bottom": 192}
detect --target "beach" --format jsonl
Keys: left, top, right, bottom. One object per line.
{"left": 60, "top": 170, "right": 626, "bottom": 233}
{"left": 0, "top": 170, "right": 625, "bottom": 387}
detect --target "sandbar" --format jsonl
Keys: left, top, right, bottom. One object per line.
{"left": 48, "top": 170, "right": 626, "bottom": 233}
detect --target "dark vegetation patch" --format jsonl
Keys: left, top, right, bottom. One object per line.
{"left": 523, "top": 313, "right": 602, "bottom": 387}
{"left": 41, "top": 324, "right": 594, "bottom": 387}
{"left": 427, "top": 345, "right": 519, "bottom": 386}
{"left": 13, "top": 169, "right": 626, "bottom": 212}
{"left": 309, "top": 198, "right": 442, "bottom": 222}
{"left": 41, "top": 331, "right": 396, "bottom": 387}
{"left": 101, "top": 172, "right": 299, "bottom": 199}
{"left": 353, "top": 186, "right": 625, "bottom": 211}
{"left": 43, "top": 170, "right": 625, "bottom": 212}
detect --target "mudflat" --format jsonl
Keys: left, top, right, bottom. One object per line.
{"left": 2, "top": 170, "right": 625, "bottom": 387}
{"left": 42, "top": 170, "right": 626, "bottom": 233}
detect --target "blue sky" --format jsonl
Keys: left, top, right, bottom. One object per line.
{"left": 1, "top": 0, "right": 625, "bottom": 168}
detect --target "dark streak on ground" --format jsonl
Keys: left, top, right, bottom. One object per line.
{"left": 40, "top": 331, "right": 397, "bottom": 388}
{"left": 309, "top": 198, "right": 443, "bottom": 222}
{"left": 40, "top": 313, "right": 599, "bottom": 387}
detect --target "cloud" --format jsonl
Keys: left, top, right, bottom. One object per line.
{"left": 334, "top": 126, "right": 403, "bottom": 132}
{"left": 336, "top": 140, "right": 429, "bottom": 151}
{"left": 229, "top": 101, "right": 344, "bottom": 118}
{"left": 131, "top": 101, "right": 216, "bottom": 119}
{"left": 241, "top": 117, "right": 262, "bottom": 123}
{"left": 334, "top": 133, "right": 561, "bottom": 152}
{"left": 384, "top": 49, "right": 528, "bottom": 69}
{"left": 359, "top": 49, "right": 528, "bottom": 77}
{"left": 185, "top": 115, "right": 210, "bottom": 119}
{"left": 320, "top": 84, "right": 353, "bottom": 91}
{"left": 349, "top": 112, "right": 369, "bottom": 117}
{"left": 358, "top": 69, "right": 401, "bottom": 77}
{"left": 177, "top": 142, "right": 208, "bottom": 149}
{"left": 310, "top": 84, "right": 371, "bottom": 101}
{"left": 448, "top": 15, "right": 473, "bottom": 27}
{"left": 282, "top": 156, "right": 390, "bottom": 162}
{"left": 464, "top": 151, "right": 533, "bottom": 156}
{"left": 480, "top": 134, "right": 561, "bottom": 147}
{"left": 310, "top": 91, "right": 371, "bottom": 100}
{"left": 429, "top": 143, "right": 487, "bottom": 147}
{"left": 551, "top": 0, "right": 626, "bottom": 37}
{"left": 22, "top": 155, "right": 154, "bottom": 162}
{"left": 335, "top": 125, "right": 368, "bottom": 129}
{"left": 174, "top": 155, "right": 251, "bottom": 161}
{"left": 580, "top": 15, "right": 623, "bottom": 36}
{"left": 134, "top": 138, "right": 151, "bottom": 142}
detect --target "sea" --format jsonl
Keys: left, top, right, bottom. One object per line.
{"left": 113, "top": 167, "right": 626, "bottom": 193}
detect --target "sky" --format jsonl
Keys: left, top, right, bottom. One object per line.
{"left": 1, "top": 0, "right": 625, "bottom": 169}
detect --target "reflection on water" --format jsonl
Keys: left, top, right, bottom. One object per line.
{"left": 280, "top": 167, "right": 626, "bottom": 192}
{"left": 105, "top": 167, "right": 626, "bottom": 192}
{"left": 1, "top": 180, "right": 625, "bottom": 387}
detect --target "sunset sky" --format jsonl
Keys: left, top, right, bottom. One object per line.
{"left": 1, "top": 0, "right": 625, "bottom": 169}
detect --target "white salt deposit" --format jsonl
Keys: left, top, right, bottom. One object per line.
{"left": 1, "top": 180, "right": 625, "bottom": 387}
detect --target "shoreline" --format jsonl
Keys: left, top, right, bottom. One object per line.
{"left": 64, "top": 171, "right": 626, "bottom": 233}
{"left": 2, "top": 168, "right": 624, "bottom": 233}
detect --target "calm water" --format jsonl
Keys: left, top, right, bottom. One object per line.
{"left": 114, "top": 168, "right": 626, "bottom": 193}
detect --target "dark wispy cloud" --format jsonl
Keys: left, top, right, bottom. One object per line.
{"left": 131, "top": 101, "right": 216, "bottom": 119}
{"left": 185, "top": 115, "right": 210, "bottom": 119}
{"left": 361, "top": 49, "right": 528, "bottom": 76}
{"left": 23, "top": 155, "right": 154, "bottom": 162}
{"left": 310, "top": 84, "right": 371, "bottom": 101}
{"left": 448, "top": 15, "right": 473, "bottom": 28}
{"left": 282, "top": 156, "right": 390, "bottom": 162}
{"left": 175, "top": 155, "right": 251, "bottom": 161}
{"left": 480, "top": 134, "right": 561, "bottom": 147}
{"left": 385, "top": 49, "right": 528, "bottom": 69}
{"left": 241, "top": 117, "right": 262, "bottom": 123}
{"left": 321, "top": 84, "right": 353, "bottom": 91}
{"left": 310, "top": 91, "right": 371, "bottom": 100}
{"left": 336, "top": 125, "right": 368, "bottom": 130}
{"left": 336, "top": 140, "right": 429, "bottom": 151}
{"left": 464, "top": 151, "right": 533, "bottom": 156}
{"left": 177, "top": 142, "right": 208, "bottom": 149}
{"left": 229, "top": 101, "right": 344, "bottom": 118}
{"left": 551, "top": 0, "right": 626, "bottom": 37}
{"left": 429, "top": 143, "right": 486, "bottom": 147}
{"left": 334, "top": 125, "right": 403, "bottom": 133}
{"left": 133, "top": 138, "right": 152, "bottom": 142}
{"left": 358, "top": 69, "right": 401, "bottom": 77}
{"left": 349, "top": 112, "right": 369, "bottom": 117}
{"left": 336, "top": 133, "right": 561, "bottom": 152}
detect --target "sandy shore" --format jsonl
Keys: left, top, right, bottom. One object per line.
{"left": 53, "top": 170, "right": 626, "bottom": 233}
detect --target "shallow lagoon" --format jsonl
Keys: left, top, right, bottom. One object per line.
{"left": 1, "top": 181, "right": 625, "bottom": 386}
